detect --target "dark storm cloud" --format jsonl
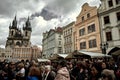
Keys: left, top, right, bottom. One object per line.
{"left": 29, "top": 0, "right": 89, "bottom": 21}
{"left": 0, "top": 0, "right": 85, "bottom": 22}
{"left": 44, "top": 0, "right": 82, "bottom": 14}
{"left": 0, "top": 0, "right": 40, "bottom": 17}
{"left": 31, "top": 8, "right": 60, "bottom": 21}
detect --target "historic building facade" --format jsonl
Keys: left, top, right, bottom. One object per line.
{"left": 0, "top": 48, "right": 13, "bottom": 61}
{"left": 63, "top": 22, "right": 75, "bottom": 54}
{"left": 42, "top": 27, "right": 64, "bottom": 58}
{"left": 6, "top": 16, "right": 32, "bottom": 48}
{"left": 5, "top": 16, "right": 41, "bottom": 60}
{"left": 98, "top": 0, "right": 120, "bottom": 53}
{"left": 74, "top": 3, "right": 101, "bottom": 52}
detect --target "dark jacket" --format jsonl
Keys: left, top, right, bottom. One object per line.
{"left": 45, "top": 71, "right": 56, "bottom": 80}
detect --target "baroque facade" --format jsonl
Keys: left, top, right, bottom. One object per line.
{"left": 98, "top": 0, "right": 120, "bottom": 53}
{"left": 74, "top": 3, "right": 101, "bottom": 52}
{"left": 42, "top": 27, "right": 63, "bottom": 58}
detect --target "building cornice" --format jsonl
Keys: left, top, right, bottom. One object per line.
{"left": 103, "top": 26, "right": 113, "bottom": 31}
{"left": 98, "top": 6, "right": 120, "bottom": 16}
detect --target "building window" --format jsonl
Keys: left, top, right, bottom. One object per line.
{"left": 25, "top": 32, "right": 28, "bottom": 36}
{"left": 11, "top": 31, "right": 13, "bottom": 36}
{"left": 71, "top": 28, "right": 72, "bottom": 33}
{"left": 88, "top": 24, "right": 96, "bottom": 33}
{"left": 58, "top": 47, "right": 62, "bottom": 54}
{"left": 80, "top": 42, "right": 86, "bottom": 49}
{"left": 116, "top": 0, "right": 120, "bottom": 4}
{"left": 59, "top": 41, "right": 61, "bottom": 45}
{"left": 89, "top": 39, "right": 97, "bottom": 48}
{"left": 79, "top": 28, "right": 85, "bottom": 36}
{"left": 108, "top": 0, "right": 113, "bottom": 7}
{"left": 106, "top": 32, "right": 112, "bottom": 41}
{"left": 104, "top": 16, "right": 110, "bottom": 24}
{"left": 87, "top": 13, "right": 90, "bottom": 18}
{"left": 82, "top": 16, "right": 84, "bottom": 21}
{"left": 59, "top": 35, "right": 61, "bottom": 37}
{"left": 116, "top": 12, "right": 120, "bottom": 21}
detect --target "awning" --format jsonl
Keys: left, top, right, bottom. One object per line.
{"left": 107, "top": 47, "right": 120, "bottom": 55}
{"left": 37, "top": 59, "right": 50, "bottom": 62}
{"left": 57, "top": 54, "right": 68, "bottom": 58}
{"left": 77, "top": 50, "right": 111, "bottom": 58}
{"left": 112, "top": 50, "right": 120, "bottom": 56}
{"left": 49, "top": 54, "right": 68, "bottom": 60}
{"left": 65, "top": 53, "right": 76, "bottom": 59}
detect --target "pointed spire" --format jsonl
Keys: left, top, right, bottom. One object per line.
{"left": 14, "top": 15, "right": 17, "bottom": 20}
{"left": 12, "top": 15, "right": 17, "bottom": 28}
{"left": 26, "top": 16, "right": 31, "bottom": 27}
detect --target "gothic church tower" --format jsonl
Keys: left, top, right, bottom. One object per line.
{"left": 6, "top": 16, "right": 32, "bottom": 48}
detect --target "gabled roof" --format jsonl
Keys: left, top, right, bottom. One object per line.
{"left": 77, "top": 3, "right": 97, "bottom": 18}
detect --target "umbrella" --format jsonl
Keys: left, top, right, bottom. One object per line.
{"left": 65, "top": 53, "right": 76, "bottom": 59}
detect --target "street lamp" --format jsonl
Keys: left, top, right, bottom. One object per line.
{"left": 100, "top": 42, "right": 108, "bottom": 62}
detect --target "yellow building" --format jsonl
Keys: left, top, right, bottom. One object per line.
{"left": 74, "top": 3, "right": 101, "bottom": 52}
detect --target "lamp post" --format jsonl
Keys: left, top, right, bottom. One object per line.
{"left": 100, "top": 42, "right": 108, "bottom": 62}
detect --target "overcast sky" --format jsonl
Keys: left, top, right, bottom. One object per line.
{"left": 0, "top": 0, "right": 100, "bottom": 48}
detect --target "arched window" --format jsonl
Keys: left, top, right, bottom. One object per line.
{"left": 25, "top": 31, "right": 28, "bottom": 36}
{"left": 16, "top": 41, "right": 21, "bottom": 46}
{"left": 11, "top": 31, "right": 13, "bottom": 36}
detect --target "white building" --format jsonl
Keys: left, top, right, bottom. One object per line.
{"left": 98, "top": 0, "right": 120, "bottom": 54}
{"left": 63, "top": 22, "right": 75, "bottom": 53}
{"left": 42, "top": 27, "right": 64, "bottom": 58}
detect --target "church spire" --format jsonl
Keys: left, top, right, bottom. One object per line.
{"left": 26, "top": 16, "right": 31, "bottom": 27}
{"left": 12, "top": 15, "right": 17, "bottom": 28}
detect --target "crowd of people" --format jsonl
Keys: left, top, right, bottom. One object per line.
{"left": 0, "top": 57, "right": 120, "bottom": 80}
